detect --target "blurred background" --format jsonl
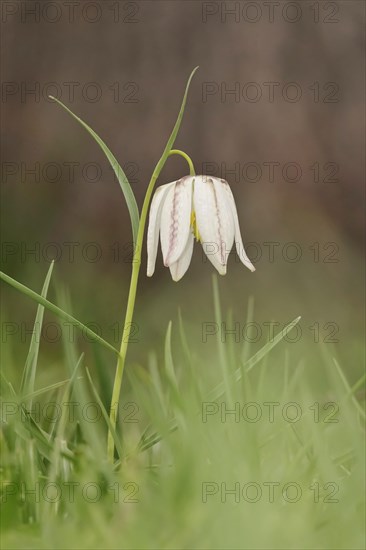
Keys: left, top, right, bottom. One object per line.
{"left": 1, "top": 0, "right": 365, "bottom": 388}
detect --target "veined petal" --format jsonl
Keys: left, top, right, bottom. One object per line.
{"left": 160, "top": 176, "right": 193, "bottom": 267}
{"left": 146, "top": 181, "right": 175, "bottom": 277}
{"left": 220, "top": 179, "right": 256, "bottom": 272}
{"left": 169, "top": 232, "right": 194, "bottom": 282}
{"left": 193, "top": 176, "right": 235, "bottom": 275}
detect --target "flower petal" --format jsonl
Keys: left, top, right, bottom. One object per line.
{"left": 146, "top": 181, "right": 175, "bottom": 277}
{"left": 220, "top": 179, "right": 256, "bottom": 272}
{"left": 193, "top": 176, "right": 235, "bottom": 275}
{"left": 160, "top": 176, "right": 193, "bottom": 267}
{"left": 169, "top": 231, "right": 194, "bottom": 282}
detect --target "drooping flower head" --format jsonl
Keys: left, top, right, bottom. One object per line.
{"left": 147, "top": 175, "right": 255, "bottom": 281}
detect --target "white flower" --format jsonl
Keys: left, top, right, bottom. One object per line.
{"left": 146, "top": 175, "right": 255, "bottom": 281}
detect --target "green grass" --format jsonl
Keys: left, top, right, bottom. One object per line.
{"left": 0, "top": 269, "right": 365, "bottom": 549}
{"left": 2, "top": 65, "right": 363, "bottom": 548}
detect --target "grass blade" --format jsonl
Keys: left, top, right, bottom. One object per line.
{"left": 333, "top": 358, "right": 366, "bottom": 420}
{"left": 212, "top": 275, "right": 233, "bottom": 403}
{"left": 138, "top": 315, "right": 302, "bottom": 453}
{"left": 0, "top": 270, "right": 119, "bottom": 355}
{"left": 85, "top": 367, "right": 124, "bottom": 462}
{"left": 164, "top": 321, "right": 178, "bottom": 388}
{"left": 242, "top": 316, "right": 302, "bottom": 372}
{"left": 20, "top": 261, "right": 54, "bottom": 404}
{"left": 56, "top": 286, "right": 105, "bottom": 459}
{"left": 21, "top": 379, "right": 71, "bottom": 401}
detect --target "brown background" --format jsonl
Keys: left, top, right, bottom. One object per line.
{"left": 1, "top": 0, "right": 365, "bottom": 381}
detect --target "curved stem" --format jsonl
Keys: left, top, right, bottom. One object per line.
{"left": 168, "top": 150, "right": 195, "bottom": 176}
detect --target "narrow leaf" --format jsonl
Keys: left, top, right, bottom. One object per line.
{"left": 149, "top": 67, "right": 199, "bottom": 184}
{"left": 20, "top": 261, "right": 54, "bottom": 404}
{"left": 0, "top": 270, "right": 119, "bottom": 355}
{"left": 212, "top": 274, "right": 233, "bottom": 403}
{"left": 164, "top": 321, "right": 178, "bottom": 387}
{"left": 159, "top": 67, "right": 199, "bottom": 160}
{"left": 333, "top": 358, "right": 366, "bottom": 420}
{"left": 22, "top": 379, "right": 72, "bottom": 401}
{"left": 85, "top": 367, "right": 124, "bottom": 461}
{"left": 138, "top": 315, "right": 302, "bottom": 453}
{"left": 49, "top": 96, "right": 139, "bottom": 245}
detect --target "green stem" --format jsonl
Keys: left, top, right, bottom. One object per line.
{"left": 168, "top": 150, "right": 196, "bottom": 176}
{"left": 107, "top": 149, "right": 196, "bottom": 463}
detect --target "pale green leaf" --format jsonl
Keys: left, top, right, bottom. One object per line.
{"left": 49, "top": 95, "right": 139, "bottom": 245}
{"left": 0, "top": 270, "right": 119, "bottom": 355}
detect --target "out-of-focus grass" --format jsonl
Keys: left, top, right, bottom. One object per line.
{"left": 0, "top": 270, "right": 365, "bottom": 549}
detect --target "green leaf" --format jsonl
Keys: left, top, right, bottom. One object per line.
{"left": 16, "top": 414, "right": 74, "bottom": 463}
{"left": 161, "top": 67, "right": 199, "bottom": 157}
{"left": 0, "top": 270, "right": 119, "bottom": 355}
{"left": 49, "top": 95, "right": 139, "bottom": 246}
{"left": 55, "top": 288, "right": 106, "bottom": 460}
{"left": 164, "top": 321, "right": 184, "bottom": 410}
{"left": 242, "top": 317, "right": 302, "bottom": 372}
{"left": 164, "top": 321, "right": 178, "bottom": 387}
{"left": 137, "top": 315, "right": 302, "bottom": 453}
{"left": 22, "top": 379, "right": 72, "bottom": 401}
{"left": 20, "top": 261, "right": 54, "bottom": 404}
{"left": 206, "top": 316, "right": 302, "bottom": 402}
{"left": 212, "top": 275, "right": 233, "bottom": 403}
{"left": 333, "top": 359, "right": 366, "bottom": 420}
{"left": 85, "top": 367, "right": 124, "bottom": 462}
{"left": 49, "top": 354, "right": 84, "bottom": 457}
{"left": 152, "top": 67, "right": 199, "bottom": 178}
{"left": 177, "top": 308, "right": 192, "bottom": 365}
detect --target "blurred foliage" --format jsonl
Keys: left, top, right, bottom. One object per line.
{"left": 1, "top": 1, "right": 365, "bottom": 548}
